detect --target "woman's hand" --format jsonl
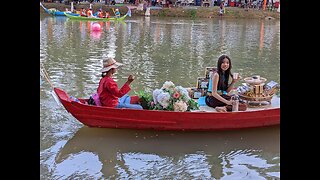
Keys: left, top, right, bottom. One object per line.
{"left": 232, "top": 76, "right": 241, "bottom": 83}
{"left": 226, "top": 100, "right": 233, "bottom": 106}
{"left": 127, "top": 75, "right": 135, "bottom": 83}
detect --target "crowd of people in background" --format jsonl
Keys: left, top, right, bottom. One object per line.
{"left": 41, "top": 0, "right": 279, "bottom": 12}
{"left": 79, "top": 7, "right": 115, "bottom": 18}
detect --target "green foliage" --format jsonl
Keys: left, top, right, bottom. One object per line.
{"left": 187, "top": 99, "right": 199, "bottom": 111}
{"left": 158, "top": 9, "right": 169, "bottom": 17}
{"left": 153, "top": 103, "right": 164, "bottom": 110}
{"left": 189, "top": 9, "right": 197, "bottom": 18}
{"left": 137, "top": 90, "right": 153, "bottom": 110}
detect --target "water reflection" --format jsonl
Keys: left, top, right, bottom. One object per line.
{"left": 40, "top": 14, "right": 280, "bottom": 179}
{"left": 90, "top": 29, "right": 102, "bottom": 41}
{"left": 259, "top": 20, "right": 265, "bottom": 52}
{"left": 53, "top": 126, "right": 279, "bottom": 179}
{"left": 40, "top": 16, "right": 280, "bottom": 94}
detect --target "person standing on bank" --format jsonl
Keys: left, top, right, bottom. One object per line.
{"left": 205, "top": 55, "right": 247, "bottom": 112}
{"left": 219, "top": 1, "right": 225, "bottom": 16}
{"left": 97, "top": 57, "right": 143, "bottom": 109}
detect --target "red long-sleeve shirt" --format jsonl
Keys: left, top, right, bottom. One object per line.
{"left": 97, "top": 76, "right": 131, "bottom": 107}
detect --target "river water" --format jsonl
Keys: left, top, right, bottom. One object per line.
{"left": 40, "top": 14, "right": 280, "bottom": 179}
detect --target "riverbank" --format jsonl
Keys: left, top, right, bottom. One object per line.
{"left": 40, "top": 2, "right": 280, "bottom": 19}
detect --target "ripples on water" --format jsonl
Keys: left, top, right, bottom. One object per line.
{"left": 42, "top": 126, "right": 279, "bottom": 179}
{"left": 40, "top": 14, "right": 280, "bottom": 179}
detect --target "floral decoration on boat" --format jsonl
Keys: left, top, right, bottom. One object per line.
{"left": 138, "top": 81, "right": 199, "bottom": 112}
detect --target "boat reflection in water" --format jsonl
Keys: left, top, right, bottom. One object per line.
{"left": 55, "top": 126, "right": 280, "bottom": 179}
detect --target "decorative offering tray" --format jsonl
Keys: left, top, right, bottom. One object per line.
{"left": 243, "top": 77, "right": 267, "bottom": 85}
{"left": 239, "top": 76, "right": 276, "bottom": 107}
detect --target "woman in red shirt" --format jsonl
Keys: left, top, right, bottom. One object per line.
{"left": 97, "top": 57, "right": 143, "bottom": 109}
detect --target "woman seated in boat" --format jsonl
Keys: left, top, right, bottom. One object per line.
{"left": 205, "top": 55, "right": 247, "bottom": 112}
{"left": 86, "top": 8, "right": 94, "bottom": 18}
{"left": 80, "top": 8, "right": 87, "bottom": 17}
{"left": 115, "top": 8, "right": 120, "bottom": 18}
{"left": 73, "top": 7, "right": 79, "bottom": 14}
{"left": 48, "top": 8, "right": 57, "bottom": 13}
{"left": 65, "top": 8, "right": 72, "bottom": 13}
{"left": 219, "top": 2, "right": 225, "bottom": 16}
{"left": 105, "top": 11, "right": 110, "bottom": 19}
{"left": 97, "top": 57, "right": 143, "bottom": 110}
{"left": 97, "top": 9, "right": 104, "bottom": 18}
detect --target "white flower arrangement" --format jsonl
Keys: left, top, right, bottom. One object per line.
{"left": 173, "top": 100, "right": 188, "bottom": 112}
{"left": 152, "top": 89, "right": 163, "bottom": 104}
{"left": 157, "top": 92, "right": 171, "bottom": 109}
{"left": 150, "top": 81, "right": 199, "bottom": 112}
{"left": 162, "top": 81, "right": 175, "bottom": 91}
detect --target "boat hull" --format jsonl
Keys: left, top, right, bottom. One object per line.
{"left": 52, "top": 11, "right": 79, "bottom": 16}
{"left": 64, "top": 12, "right": 127, "bottom": 21}
{"left": 54, "top": 88, "right": 280, "bottom": 131}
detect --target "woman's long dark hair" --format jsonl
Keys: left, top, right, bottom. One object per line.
{"left": 217, "top": 55, "right": 232, "bottom": 91}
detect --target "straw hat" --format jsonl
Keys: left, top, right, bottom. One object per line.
{"left": 101, "top": 57, "right": 123, "bottom": 72}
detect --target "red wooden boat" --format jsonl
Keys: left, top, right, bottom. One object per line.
{"left": 54, "top": 87, "right": 280, "bottom": 131}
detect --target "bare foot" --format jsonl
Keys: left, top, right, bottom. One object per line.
{"left": 215, "top": 106, "right": 227, "bottom": 112}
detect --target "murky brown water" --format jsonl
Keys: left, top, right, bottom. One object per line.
{"left": 40, "top": 13, "right": 280, "bottom": 179}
